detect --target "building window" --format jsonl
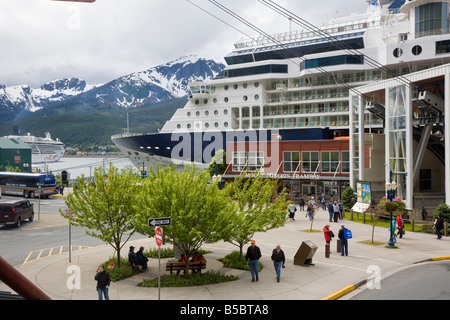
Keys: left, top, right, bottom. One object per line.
{"left": 321, "top": 151, "right": 340, "bottom": 173}
{"left": 283, "top": 151, "right": 300, "bottom": 172}
{"left": 412, "top": 45, "right": 422, "bottom": 56}
{"left": 419, "top": 169, "right": 432, "bottom": 191}
{"left": 301, "top": 151, "right": 319, "bottom": 172}
{"left": 232, "top": 152, "right": 247, "bottom": 172}
{"left": 341, "top": 151, "right": 350, "bottom": 173}
{"left": 248, "top": 152, "right": 264, "bottom": 172}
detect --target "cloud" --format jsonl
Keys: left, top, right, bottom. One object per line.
{"left": 0, "top": 0, "right": 369, "bottom": 88}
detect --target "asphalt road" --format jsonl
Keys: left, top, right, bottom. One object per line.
{"left": 351, "top": 260, "right": 450, "bottom": 300}
{"left": 0, "top": 195, "right": 143, "bottom": 267}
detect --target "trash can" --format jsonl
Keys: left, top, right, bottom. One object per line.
{"left": 294, "top": 240, "right": 318, "bottom": 267}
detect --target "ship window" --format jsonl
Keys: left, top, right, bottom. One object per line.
{"left": 177, "top": 124, "right": 181, "bottom": 129}
{"left": 393, "top": 48, "right": 403, "bottom": 58}
{"left": 214, "top": 122, "right": 219, "bottom": 128}
{"left": 196, "top": 111, "right": 200, "bottom": 116}
{"left": 412, "top": 45, "right": 422, "bottom": 56}
{"left": 224, "top": 97, "right": 229, "bottom": 103}
{"left": 224, "top": 122, "right": 229, "bottom": 128}
{"left": 204, "top": 99, "right": 208, "bottom": 104}
{"left": 243, "top": 83, "right": 248, "bottom": 89}
{"left": 214, "top": 110, "right": 218, "bottom": 115}
{"left": 224, "top": 109, "right": 228, "bottom": 115}
{"left": 195, "top": 100, "right": 199, "bottom": 105}
{"left": 187, "top": 124, "right": 191, "bottom": 129}
{"left": 213, "top": 98, "right": 217, "bottom": 103}
{"left": 205, "top": 111, "right": 209, "bottom": 116}
{"left": 224, "top": 85, "right": 229, "bottom": 90}
{"left": 205, "top": 123, "right": 209, "bottom": 128}
{"left": 187, "top": 112, "right": 191, "bottom": 117}
{"left": 436, "top": 39, "right": 450, "bottom": 54}
{"left": 254, "top": 94, "right": 260, "bottom": 100}
{"left": 254, "top": 82, "right": 260, "bottom": 88}
{"left": 243, "top": 95, "right": 248, "bottom": 101}
{"left": 233, "top": 84, "right": 238, "bottom": 90}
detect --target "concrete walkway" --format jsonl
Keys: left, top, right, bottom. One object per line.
{"left": 1, "top": 206, "right": 449, "bottom": 301}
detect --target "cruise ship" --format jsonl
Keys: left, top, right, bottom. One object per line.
{"left": 112, "top": 0, "right": 450, "bottom": 200}
{"left": 5, "top": 126, "right": 65, "bottom": 164}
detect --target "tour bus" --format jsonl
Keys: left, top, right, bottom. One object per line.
{"left": 0, "top": 172, "right": 57, "bottom": 198}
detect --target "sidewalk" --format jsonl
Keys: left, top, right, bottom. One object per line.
{"left": 1, "top": 207, "right": 449, "bottom": 300}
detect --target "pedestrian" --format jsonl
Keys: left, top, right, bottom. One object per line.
{"left": 388, "top": 217, "right": 397, "bottom": 243}
{"left": 95, "top": 265, "right": 111, "bottom": 300}
{"left": 320, "top": 194, "right": 326, "bottom": 210}
{"left": 288, "top": 203, "right": 297, "bottom": 221}
{"left": 327, "top": 201, "right": 334, "bottom": 222}
{"left": 271, "top": 244, "right": 285, "bottom": 283}
{"left": 299, "top": 196, "right": 305, "bottom": 211}
{"left": 333, "top": 201, "right": 340, "bottom": 222}
{"left": 339, "top": 201, "right": 344, "bottom": 220}
{"left": 396, "top": 214, "right": 404, "bottom": 238}
{"left": 433, "top": 215, "right": 444, "bottom": 240}
{"left": 245, "top": 239, "right": 262, "bottom": 282}
{"left": 338, "top": 224, "right": 349, "bottom": 256}
{"left": 323, "top": 224, "right": 334, "bottom": 244}
{"left": 306, "top": 202, "right": 314, "bottom": 221}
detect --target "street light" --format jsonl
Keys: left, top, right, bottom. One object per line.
{"left": 385, "top": 180, "right": 397, "bottom": 248}
{"left": 140, "top": 163, "right": 147, "bottom": 178}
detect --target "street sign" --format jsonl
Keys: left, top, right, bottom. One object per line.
{"left": 148, "top": 217, "right": 171, "bottom": 227}
{"left": 155, "top": 227, "right": 163, "bottom": 247}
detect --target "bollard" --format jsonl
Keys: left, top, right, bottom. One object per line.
{"left": 325, "top": 243, "right": 330, "bottom": 258}
{"left": 350, "top": 209, "right": 354, "bottom": 221}
{"left": 411, "top": 218, "right": 414, "bottom": 232}
{"left": 336, "top": 239, "right": 341, "bottom": 253}
{"left": 445, "top": 222, "right": 448, "bottom": 237}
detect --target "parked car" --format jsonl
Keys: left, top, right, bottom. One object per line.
{"left": 0, "top": 200, "right": 34, "bottom": 228}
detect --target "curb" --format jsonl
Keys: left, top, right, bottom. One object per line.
{"left": 321, "top": 256, "right": 450, "bottom": 300}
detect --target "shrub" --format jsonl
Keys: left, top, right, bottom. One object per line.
{"left": 434, "top": 203, "right": 450, "bottom": 222}
{"left": 103, "top": 257, "right": 135, "bottom": 282}
{"left": 219, "top": 251, "right": 262, "bottom": 272}
{"left": 342, "top": 186, "right": 357, "bottom": 209}
{"left": 138, "top": 271, "right": 238, "bottom": 287}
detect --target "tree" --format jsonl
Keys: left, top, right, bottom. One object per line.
{"left": 223, "top": 172, "right": 289, "bottom": 258}
{"left": 206, "top": 149, "right": 227, "bottom": 177}
{"left": 133, "top": 165, "right": 234, "bottom": 276}
{"left": 342, "top": 186, "right": 357, "bottom": 209}
{"left": 60, "top": 164, "right": 138, "bottom": 267}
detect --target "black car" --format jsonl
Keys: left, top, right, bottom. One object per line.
{"left": 0, "top": 200, "right": 34, "bottom": 228}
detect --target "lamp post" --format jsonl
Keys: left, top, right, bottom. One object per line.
{"left": 385, "top": 180, "right": 397, "bottom": 248}
{"left": 140, "top": 162, "right": 147, "bottom": 178}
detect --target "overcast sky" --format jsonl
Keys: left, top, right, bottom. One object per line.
{"left": 0, "top": 0, "right": 370, "bottom": 88}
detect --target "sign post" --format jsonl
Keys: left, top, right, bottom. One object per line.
{"left": 155, "top": 226, "right": 163, "bottom": 300}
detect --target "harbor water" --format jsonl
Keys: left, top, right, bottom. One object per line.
{"left": 33, "top": 156, "right": 135, "bottom": 180}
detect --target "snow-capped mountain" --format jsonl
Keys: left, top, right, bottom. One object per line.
{"left": 0, "top": 55, "right": 225, "bottom": 120}
{"left": 92, "top": 54, "right": 225, "bottom": 108}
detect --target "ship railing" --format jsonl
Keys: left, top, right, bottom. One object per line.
{"left": 111, "top": 133, "right": 145, "bottom": 139}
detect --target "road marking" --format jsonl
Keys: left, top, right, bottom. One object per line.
{"left": 23, "top": 245, "right": 92, "bottom": 264}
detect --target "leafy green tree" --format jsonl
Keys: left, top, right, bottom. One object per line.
{"left": 60, "top": 164, "right": 139, "bottom": 267}
{"left": 223, "top": 172, "right": 289, "bottom": 258}
{"left": 434, "top": 203, "right": 450, "bottom": 222}
{"left": 206, "top": 149, "right": 227, "bottom": 177}
{"left": 133, "top": 165, "right": 234, "bottom": 276}
{"left": 342, "top": 186, "right": 357, "bottom": 209}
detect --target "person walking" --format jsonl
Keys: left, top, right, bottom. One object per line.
{"left": 95, "top": 265, "right": 111, "bottom": 300}
{"left": 434, "top": 215, "right": 444, "bottom": 240}
{"left": 298, "top": 196, "right": 305, "bottom": 211}
{"left": 271, "top": 244, "right": 286, "bottom": 282}
{"left": 338, "top": 224, "right": 349, "bottom": 256}
{"left": 306, "top": 202, "right": 314, "bottom": 221}
{"left": 327, "top": 201, "right": 334, "bottom": 222}
{"left": 396, "top": 214, "right": 404, "bottom": 239}
{"left": 288, "top": 203, "right": 297, "bottom": 221}
{"left": 333, "top": 201, "right": 340, "bottom": 222}
{"left": 245, "top": 239, "right": 262, "bottom": 282}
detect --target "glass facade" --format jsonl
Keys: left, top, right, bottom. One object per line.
{"left": 388, "top": 86, "right": 408, "bottom": 200}
{"left": 415, "top": 2, "right": 449, "bottom": 37}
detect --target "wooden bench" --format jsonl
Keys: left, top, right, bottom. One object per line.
{"left": 165, "top": 260, "right": 207, "bottom": 275}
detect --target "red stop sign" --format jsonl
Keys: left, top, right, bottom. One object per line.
{"left": 155, "top": 227, "right": 163, "bottom": 247}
